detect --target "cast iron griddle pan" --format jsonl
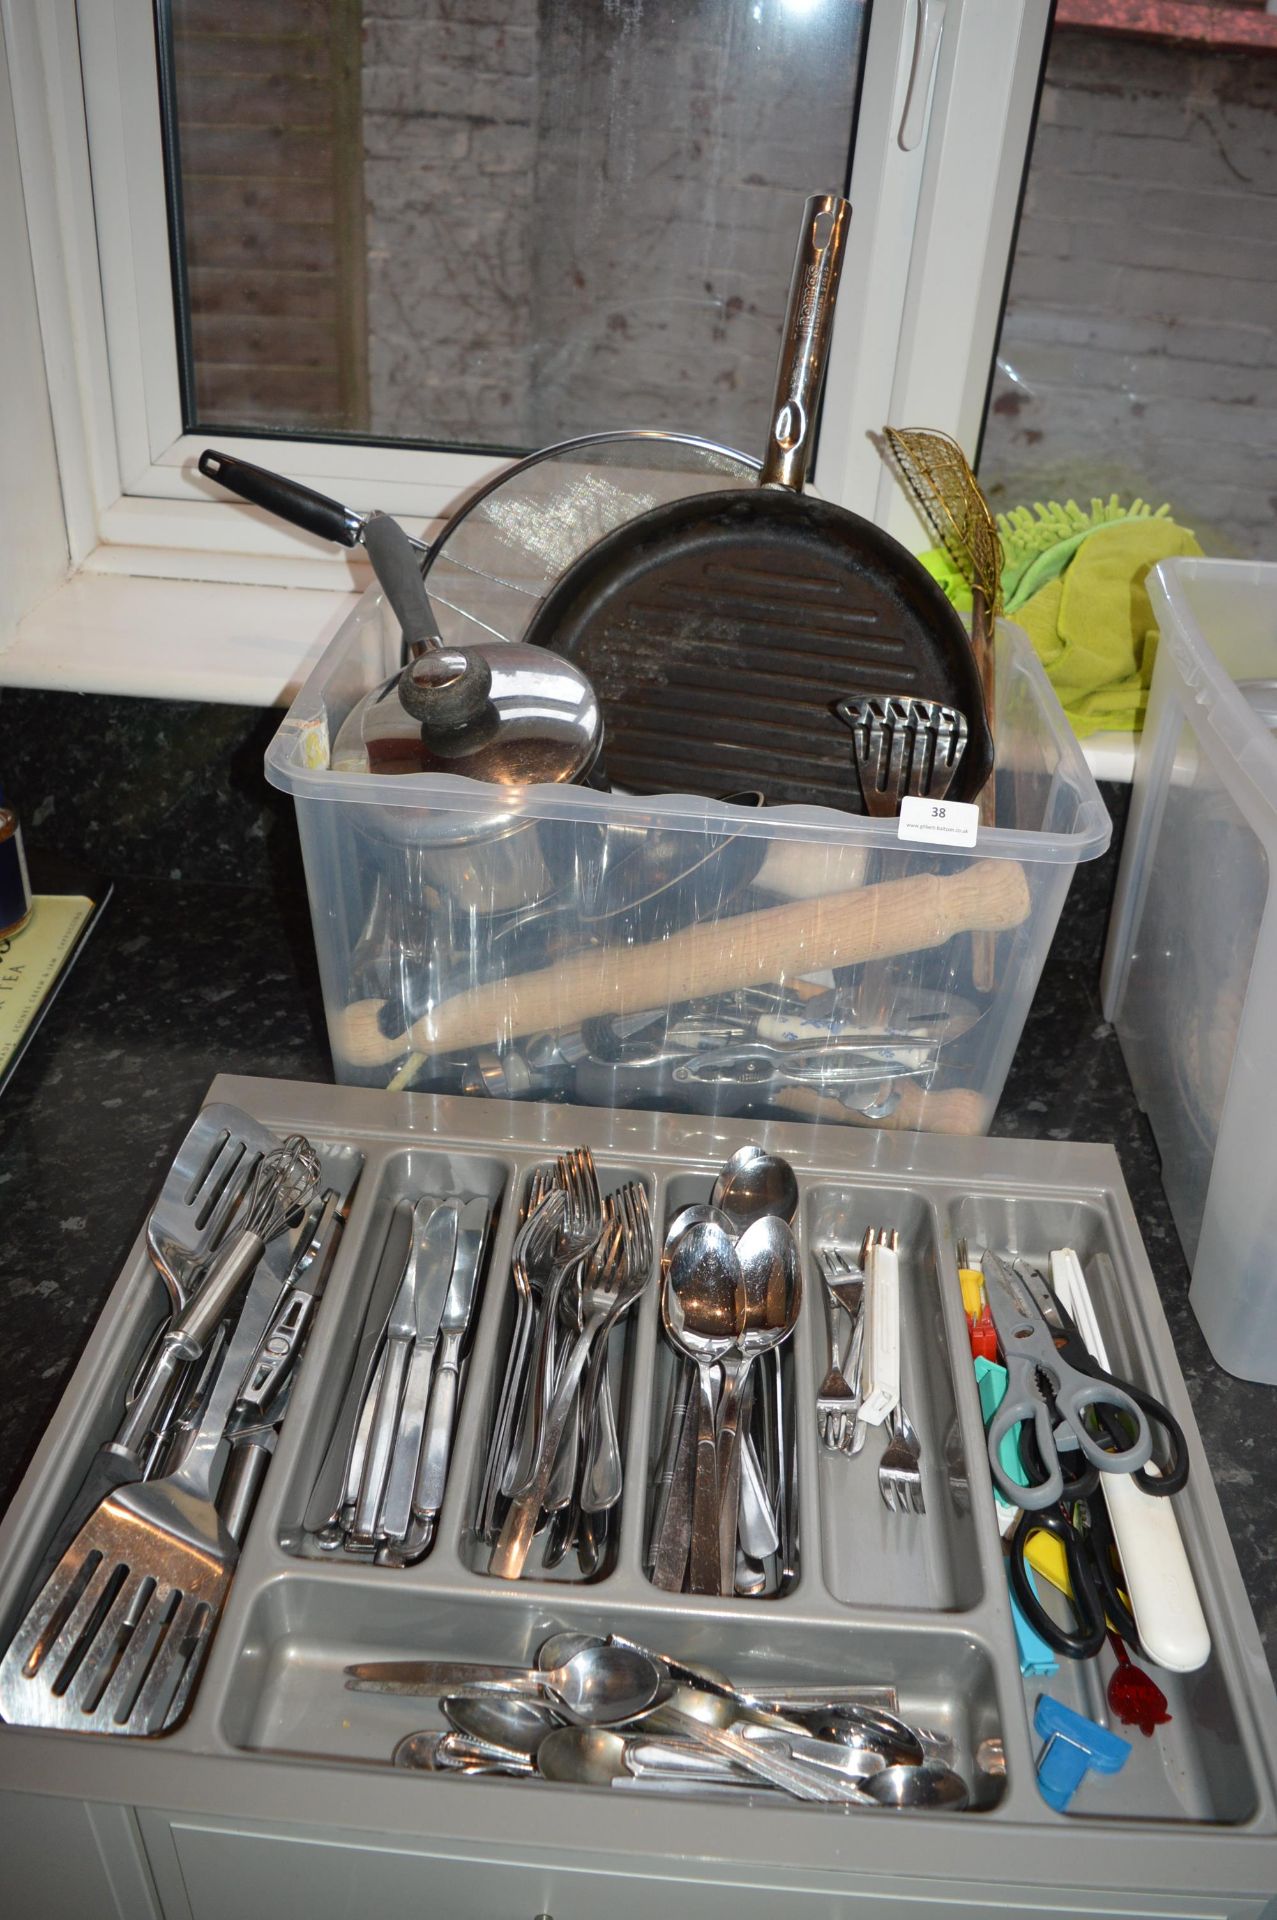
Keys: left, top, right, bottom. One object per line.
{"left": 525, "top": 194, "right": 994, "bottom": 810}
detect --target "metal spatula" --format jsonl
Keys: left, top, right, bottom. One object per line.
{"left": 0, "top": 1184, "right": 296, "bottom": 1736}
{"left": 834, "top": 695, "right": 968, "bottom": 817}
{"left": 19, "top": 1106, "right": 280, "bottom": 1607}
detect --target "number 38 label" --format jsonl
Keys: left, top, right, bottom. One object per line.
{"left": 896, "top": 795, "right": 980, "bottom": 848}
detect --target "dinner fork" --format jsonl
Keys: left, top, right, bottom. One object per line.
{"left": 491, "top": 1218, "right": 635, "bottom": 1578}
{"left": 477, "top": 1181, "right": 563, "bottom": 1538}
{"left": 815, "top": 1251, "right": 857, "bottom": 1452}
{"left": 544, "top": 1179, "right": 650, "bottom": 1522}
{"left": 816, "top": 1246, "right": 865, "bottom": 1454}
{"left": 507, "top": 1150, "right": 604, "bottom": 1490}
{"left": 878, "top": 1403, "right": 925, "bottom": 1515}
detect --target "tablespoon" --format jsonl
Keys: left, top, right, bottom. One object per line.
{"left": 345, "top": 1643, "right": 664, "bottom": 1727}
{"left": 646, "top": 1202, "right": 739, "bottom": 1577}
{"left": 534, "top": 1635, "right": 740, "bottom": 1732}
{"left": 663, "top": 1203, "right": 737, "bottom": 1264}
{"left": 662, "top": 1221, "right": 744, "bottom": 1593}
{"left": 711, "top": 1146, "right": 799, "bottom": 1229}
{"left": 737, "top": 1430, "right": 781, "bottom": 1559}
{"left": 604, "top": 1637, "right": 804, "bottom": 1732}
{"left": 801, "top": 1706, "right": 927, "bottom": 1767}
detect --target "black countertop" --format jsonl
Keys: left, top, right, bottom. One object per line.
{"left": 1, "top": 688, "right": 1274, "bottom": 1675}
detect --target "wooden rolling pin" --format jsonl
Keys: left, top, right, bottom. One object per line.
{"left": 335, "top": 857, "right": 1030, "bottom": 1074}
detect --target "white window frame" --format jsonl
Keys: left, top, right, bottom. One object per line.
{"left": 2, "top": 0, "right": 1050, "bottom": 669}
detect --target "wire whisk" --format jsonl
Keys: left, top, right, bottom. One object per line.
{"left": 245, "top": 1134, "right": 323, "bottom": 1243}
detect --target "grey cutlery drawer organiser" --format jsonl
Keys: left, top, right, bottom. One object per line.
{"left": 1, "top": 1073, "right": 1276, "bottom": 1920}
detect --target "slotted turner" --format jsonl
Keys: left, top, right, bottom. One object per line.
{"left": 0, "top": 1251, "right": 283, "bottom": 1735}
{"left": 20, "top": 1106, "right": 281, "bottom": 1608}
{"left": 834, "top": 695, "right": 968, "bottom": 817}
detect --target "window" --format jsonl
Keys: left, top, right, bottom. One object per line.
{"left": 10, "top": 0, "right": 1051, "bottom": 588}
{"left": 979, "top": 5, "right": 1277, "bottom": 561}
{"left": 163, "top": 0, "right": 871, "bottom": 459}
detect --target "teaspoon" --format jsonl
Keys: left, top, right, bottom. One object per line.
{"left": 346, "top": 1643, "right": 664, "bottom": 1727}
{"left": 442, "top": 1693, "right": 561, "bottom": 1756}
{"left": 861, "top": 1760, "right": 970, "bottom": 1810}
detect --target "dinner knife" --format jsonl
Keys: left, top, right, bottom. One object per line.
{"left": 351, "top": 1196, "right": 455, "bottom": 1542}
{"left": 374, "top": 1197, "right": 462, "bottom": 1543}
{"left": 412, "top": 1196, "right": 492, "bottom": 1524}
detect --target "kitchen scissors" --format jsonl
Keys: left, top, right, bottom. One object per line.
{"left": 1008, "top": 1492, "right": 1139, "bottom": 1662}
{"left": 1017, "top": 1255, "right": 1189, "bottom": 1500}
{"left": 981, "top": 1251, "right": 1154, "bottom": 1510}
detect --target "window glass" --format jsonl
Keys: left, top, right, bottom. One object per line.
{"left": 163, "top": 0, "right": 870, "bottom": 456}
{"left": 979, "top": 15, "right": 1277, "bottom": 560}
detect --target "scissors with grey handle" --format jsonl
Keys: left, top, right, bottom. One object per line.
{"left": 981, "top": 1251, "right": 1153, "bottom": 1510}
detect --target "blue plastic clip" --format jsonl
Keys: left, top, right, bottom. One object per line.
{"left": 1034, "top": 1696, "right": 1131, "bottom": 1811}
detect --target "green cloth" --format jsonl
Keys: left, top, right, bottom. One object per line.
{"left": 1013, "top": 518, "right": 1203, "bottom": 738}
{"left": 920, "top": 510, "right": 1204, "bottom": 738}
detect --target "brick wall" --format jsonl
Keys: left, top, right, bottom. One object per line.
{"left": 361, "top": 0, "right": 540, "bottom": 446}
{"left": 979, "top": 29, "right": 1277, "bottom": 560}
{"left": 520, "top": 0, "right": 858, "bottom": 453}
{"left": 359, "top": 0, "right": 861, "bottom": 454}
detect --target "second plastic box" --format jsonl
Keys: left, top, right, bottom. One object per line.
{"left": 1102, "top": 557, "right": 1277, "bottom": 1383}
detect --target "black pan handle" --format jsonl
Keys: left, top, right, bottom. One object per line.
{"left": 362, "top": 511, "right": 443, "bottom": 653}
{"left": 759, "top": 193, "right": 852, "bottom": 494}
{"left": 198, "top": 448, "right": 365, "bottom": 548}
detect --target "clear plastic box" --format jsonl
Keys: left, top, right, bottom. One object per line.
{"left": 266, "top": 584, "right": 1110, "bottom": 1134}
{"left": 1102, "top": 558, "right": 1277, "bottom": 1382}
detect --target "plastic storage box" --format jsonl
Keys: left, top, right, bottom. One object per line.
{"left": 1102, "top": 558, "right": 1277, "bottom": 1383}
{"left": 266, "top": 586, "right": 1110, "bottom": 1133}
{"left": 2, "top": 1075, "right": 1277, "bottom": 1918}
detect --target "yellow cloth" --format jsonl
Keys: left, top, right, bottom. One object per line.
{"left": 1015, "top": 518, "right": 1203, "bottom": 738}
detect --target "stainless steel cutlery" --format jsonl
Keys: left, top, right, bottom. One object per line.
{"left": 370, "top": 1632, "right": 970, "bottom": 1809}
{"left": 648, "top": 1148, "right": 802, "bottom": 1598}
{"left": 314, "top": 1192, "right": 492, "bottom": 1563}
{"left": 817, "top": 1231, "right": 927, "bottom": 1517}
{"left": 477, "top": 1151, "right": 654, "bottom": 1582}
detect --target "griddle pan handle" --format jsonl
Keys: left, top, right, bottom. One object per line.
{"left": 759, "top": 193, "right": 852, "bottom": 493}
{"left": 362, "top": 511, "right": 444, "bottom": 654}
{"left": 198, "top": 448, "right": 365, "bottom": 547}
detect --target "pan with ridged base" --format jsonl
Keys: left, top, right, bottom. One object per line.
{"left": 527, "top": 488, "right": 992, "bottom": 807}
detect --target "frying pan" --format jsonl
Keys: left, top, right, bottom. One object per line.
{"left": 523, "top": 194, "right": 994, "bottom": 810}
